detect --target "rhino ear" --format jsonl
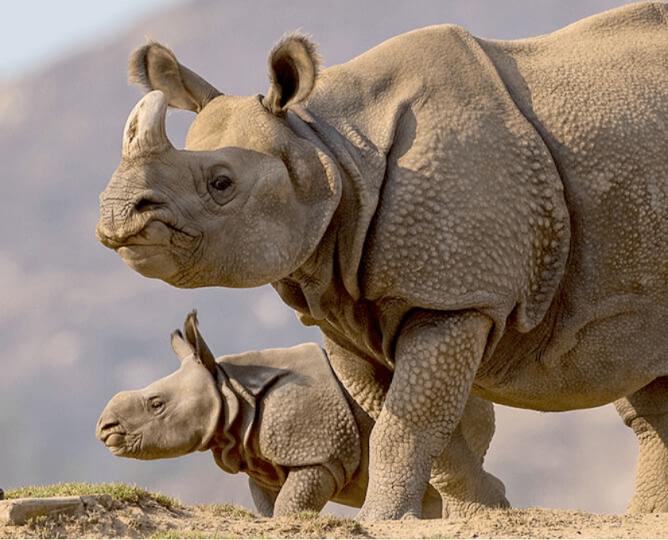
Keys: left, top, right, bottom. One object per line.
{"left": 263, "top": 33, "right": 321, "bottom": 116}
{"left": 183, "top": 310, "right": 218, "bottom": 375}
{"left": 170, "top": 329, "right": 195, "bottom": 362}
{"left": 129, "top": 39, "right": 222, "bottom": 113}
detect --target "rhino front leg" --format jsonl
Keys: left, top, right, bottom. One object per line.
{"left": 615, "top": 376, "right": 668, "bottom": 513}
{"left": 324, "top": 334, "right": 392, "bottom": 420}
{"left": 357, "top": 310, "right": 492, "bottom": 521}
{"left": 273, "top": 465, "right": 337, "bottom": 517}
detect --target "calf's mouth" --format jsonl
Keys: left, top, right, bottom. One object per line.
{"left": 96, "top": 418, "right": 135, "bottom": 456}
{"left": 102, "top": 432, "right": 126, "bottom": 449}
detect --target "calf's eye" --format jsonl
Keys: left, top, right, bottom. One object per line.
{"left": 149, "top": 398, "right": 165, "bottom": 414}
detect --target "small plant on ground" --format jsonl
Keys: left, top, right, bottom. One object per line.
{"left": 289, "top": 510, "right": 366, "bottom": 538}
{"left": 201, "top": 502, "right": 255, "bottom": 519}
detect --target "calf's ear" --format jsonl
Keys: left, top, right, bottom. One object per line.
{"left": 171, "top": 329, "right": 195, "bottom": 362}
{"left": 129, "top": 39, "right": 222, "bottom": 113}
{"left": 263, "top": 33, "right": 321, "bottom": 116}
{"left": 183, "top": 311, "right": 218, "bottom": 375}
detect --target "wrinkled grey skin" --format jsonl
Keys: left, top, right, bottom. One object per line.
{"left": 97, "top": 2, "right": 668, "bottom": 519}
{"left": 97, "top": 311, "right": 450, "bottom": 517}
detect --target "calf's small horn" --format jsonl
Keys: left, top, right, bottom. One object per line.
{"left": 122, "top": 90, "right": 174, "bottom": 158}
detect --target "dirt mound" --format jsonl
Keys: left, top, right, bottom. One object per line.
{"left": 2, "top": 485, "right": 668, "bottom": 539}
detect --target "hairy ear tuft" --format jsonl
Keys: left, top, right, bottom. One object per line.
{"left": 128, "top": 37, "right": 154, "bottom": 93}
{"left": 264, "top": 32, "right": 322, "bottom": 116}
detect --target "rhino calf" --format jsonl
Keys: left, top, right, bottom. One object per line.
{"left": 97, "top": 311, "right": 446, "bottom": 517}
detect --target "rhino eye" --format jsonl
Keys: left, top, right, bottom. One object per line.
{"left": 211, "top": 176, "right": 233, "bottom": 191}
{"left": 207, "top": 175, "right": 235, "bottom": 206}
{"left": 148, "top": 397, "right": 165, "bottom": 415}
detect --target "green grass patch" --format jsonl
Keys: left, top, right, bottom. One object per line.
{"left": 4, "top": 482, "right": 181, "bottom": 509}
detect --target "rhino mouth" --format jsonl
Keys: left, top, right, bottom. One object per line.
{"left": 97, "top": 219, "right": 201, "bottom": 280}
{"left": 97, "top": 218, "right": 198, "bottom": 251}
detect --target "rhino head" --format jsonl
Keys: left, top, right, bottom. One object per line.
{"left": 96, "top": 311, "right": 222, "bottom": 460}
{"left": 96, "top": 37, "right": 342, "bottom": 289}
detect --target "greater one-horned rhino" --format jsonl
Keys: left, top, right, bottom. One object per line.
{"left": 97, "top": 2, "right": 668, "bottom": 519}
{"left": 97, "top": 311, "right": 455, "bottom": 517}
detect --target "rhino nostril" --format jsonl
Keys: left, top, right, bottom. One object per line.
{"left": 134, "top": 198, "right": 162, "bottom": 213}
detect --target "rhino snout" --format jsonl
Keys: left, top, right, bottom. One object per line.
{"left": 96, "top": 188, "right": 166, "bottom": 247}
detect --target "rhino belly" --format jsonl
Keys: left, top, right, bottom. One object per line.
{"left": 476, "top": 294, "right": 668, "bottom": 411}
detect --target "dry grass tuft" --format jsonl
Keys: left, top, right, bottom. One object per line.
{"left": 5, "top": 482, "right": 181, "bottom": 510}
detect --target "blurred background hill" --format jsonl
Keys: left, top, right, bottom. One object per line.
{"left": 0, "top": 0, "right": 640, "bottom": 515}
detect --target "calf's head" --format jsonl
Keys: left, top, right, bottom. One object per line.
{"left": 96, "top": 312, "right": 222, "bottom": 460}
{"left": 96, "top": 37, "right": 341, "bottom": 288}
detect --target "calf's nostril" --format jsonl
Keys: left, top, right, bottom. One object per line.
{"left": 100, "top": 421, "right": 119, "bottom": 432}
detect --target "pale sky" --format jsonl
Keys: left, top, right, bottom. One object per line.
{"left": 0, "top": 0, "right": 180, "bottom": 82}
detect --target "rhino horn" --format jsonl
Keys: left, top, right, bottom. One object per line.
{"left": 122, "top": 90, "right": 173, "bottom": 159}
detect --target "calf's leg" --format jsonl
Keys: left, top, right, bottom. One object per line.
{"left": 273, "top": 465, "right": 337, "bottom": 517}
{"left": 248, "top": 478, "right": 277, "bottom": 517}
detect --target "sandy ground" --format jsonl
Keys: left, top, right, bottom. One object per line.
{"left": 2, "top": 494, "right": 668, "bottom": 539}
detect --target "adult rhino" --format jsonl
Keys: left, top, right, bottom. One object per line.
{"left": 97, "top": 2, "right": 668, "bottom": 520}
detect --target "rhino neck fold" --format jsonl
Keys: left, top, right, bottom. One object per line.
{"left": 206, "top": 364, "right": 258, "bottom": 475}
{"left": 279, "top": 108, "right": 387, "bottom": 319}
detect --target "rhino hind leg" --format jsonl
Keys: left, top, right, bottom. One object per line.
{"left": 429, "top": 395, "right": 509, "bottom": 518}
{"left": 430, "top": 422, "right": 509, "bottom": 518}
{"left": 615, "top": 376, "right": 668, "bottom": 513}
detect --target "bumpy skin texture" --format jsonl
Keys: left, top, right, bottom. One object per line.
{"left": 96, "top": 313, "right": 445, "bottom": 517}
{"left": 97, "top": 3, "right": 668, "bottom": 519}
